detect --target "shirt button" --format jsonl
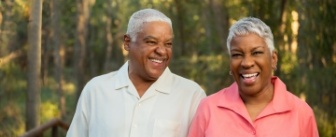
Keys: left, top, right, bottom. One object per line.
{"left": 133, "top": 124, "right": 138, "bottom": 128}
{"left": 252, "top": 130, "right": 256, "bottom": 135}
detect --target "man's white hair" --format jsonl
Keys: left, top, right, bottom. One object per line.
{"left": 126, "top": 9, "right": 172, "bottom": 42}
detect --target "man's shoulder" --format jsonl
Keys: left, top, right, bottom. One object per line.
{"left": 164, "top": 73, "right": 204, "bottom": 95}
{"left": 86, "top": 70, "right": 119, "bottom": 86}
{"left": 171, "top": 73, "right": 202, "bottom": 88}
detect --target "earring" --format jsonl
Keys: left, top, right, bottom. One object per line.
{"left": 229, "top": 71, "right": 232, "bottom": 75}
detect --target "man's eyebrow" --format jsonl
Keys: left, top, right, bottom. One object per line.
{"left": 143, "top": 36, "right": 157, "bottom": 40}
{"left": 143, "top": 36, "right": 174, "bottom": 41}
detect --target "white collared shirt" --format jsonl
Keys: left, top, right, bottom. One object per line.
{"left": 67, "top": 61, "right": 206, "bottom": 137}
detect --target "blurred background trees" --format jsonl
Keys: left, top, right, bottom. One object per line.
{"left": 0, "top": 0, "right": 335, "bottom": 136}
{"left": 26, "top": 0, "right": 43, "bottom": 131}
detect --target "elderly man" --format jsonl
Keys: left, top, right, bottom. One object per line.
{"left": 67, "top": 8, "right": 206, "bottom": 137}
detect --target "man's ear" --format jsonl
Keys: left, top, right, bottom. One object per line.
{"left": 123, "top": 35, "right": 131, "bottom": 51}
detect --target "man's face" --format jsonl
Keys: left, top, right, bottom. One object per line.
{"left": 124, "top": 21, "right": 173, "bottom": 82}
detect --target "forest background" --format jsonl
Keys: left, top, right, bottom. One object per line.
{"left": 0, "top": 0, "right": 335, "bottom": 136}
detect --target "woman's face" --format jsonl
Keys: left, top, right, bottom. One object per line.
{"left": 229, "top": 33, "right": 277, "bottom": 96}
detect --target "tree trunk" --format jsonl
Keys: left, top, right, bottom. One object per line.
{"left": 103, "top": 0, "right": 114, "bottom": 72}
{"left": 75, "top": 0, "right": 90, "bottom": 99}
{"left": 275, "top": 0, "right": 287, "bottom": 76}
{"left": 26, "top": 0, "right": 43, "bottom": 131}
{"left": 211, "top": 0, "right": 229, "bottom": 53}
{"left": 42, "top": 31, "right": 50, "bottom": 85}
{"left": 51, "top": 0, "right": 66, "bottom": 120}
{"left": 0, "top": 9, "right": 2, "bottom": 38}
{"left": 173, "top": 0, "right": 186, "bottom": 56}
{"left": 203, "top": 0, "right": 214, "bottom": 50}
{"left": 88, "top": 32, "right": 98, "bottom": 77}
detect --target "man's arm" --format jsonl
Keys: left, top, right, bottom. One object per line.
{"left": 66, "top": 85, "right": 91, "bottom": 137}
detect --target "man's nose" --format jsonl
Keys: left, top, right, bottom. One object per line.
{"left": 155, "top": 45, "right": 167, "bottom": 55}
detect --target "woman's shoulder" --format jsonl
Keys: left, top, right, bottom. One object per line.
{"left": 274, "top": 77, "right": 314, "bottom": 114}
{"left": 200, "top": 87, "right": 230, "bottom": 105}
{"left": 285, "top": 91, "right": 315, "bottom": 115}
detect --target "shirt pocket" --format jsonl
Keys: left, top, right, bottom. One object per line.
{"left": 153, "top": 119, "right": 181, "bottom": 137}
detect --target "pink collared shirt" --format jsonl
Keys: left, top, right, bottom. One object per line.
{"left": 188, "top": 77, "right": 319, "bottom": 137}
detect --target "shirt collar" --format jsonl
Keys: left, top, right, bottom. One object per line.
{"left": 254, "top": 77, "right": 292, "bottom": 119}
{"left": 267, "top": 76, "right": 292, "bottom": 112}
{"left": 113, "top": 61, "right": 173, "bottom": 94}
{"left": 217, "top": 83, "right": 248, "bottom": 117}
{"left": 217, "top": 76, "right": 292, "bottom": 118}
{"left": 114, "top": 61, "right": 130, "bottom": 90}
{"left": 152, "top": 67, "right": 173, "bottom": 94}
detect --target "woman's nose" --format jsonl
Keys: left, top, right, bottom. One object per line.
{"left": 241, "top": 56, "right": 254, "bottom": 68}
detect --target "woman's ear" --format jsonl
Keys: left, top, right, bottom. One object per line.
{"left": 271, "top": 50, "right": 278, "bottom": 70}
{"left": 123, "top": 35, "right": 131, "bottom": 51}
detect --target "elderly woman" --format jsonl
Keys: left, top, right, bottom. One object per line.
{"left": 188, "top": 17, "right": 319, "bottom": 137}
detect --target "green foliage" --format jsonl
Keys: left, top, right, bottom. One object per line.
{"left": 171, "top": 53, "right": 233, "bottom": 94}
{"left": 0, "top": 0, "right": 335, "bottom": 136}
{"left": 0, "top": 62, "right": 26, "bottom": 136}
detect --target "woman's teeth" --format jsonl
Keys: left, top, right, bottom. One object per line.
{"left": 242, "top": 73, "right": 258, "bottom": 78}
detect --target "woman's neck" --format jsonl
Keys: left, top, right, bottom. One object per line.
{"left": 240, "top": 84, "right": 274, "bottom": 121}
